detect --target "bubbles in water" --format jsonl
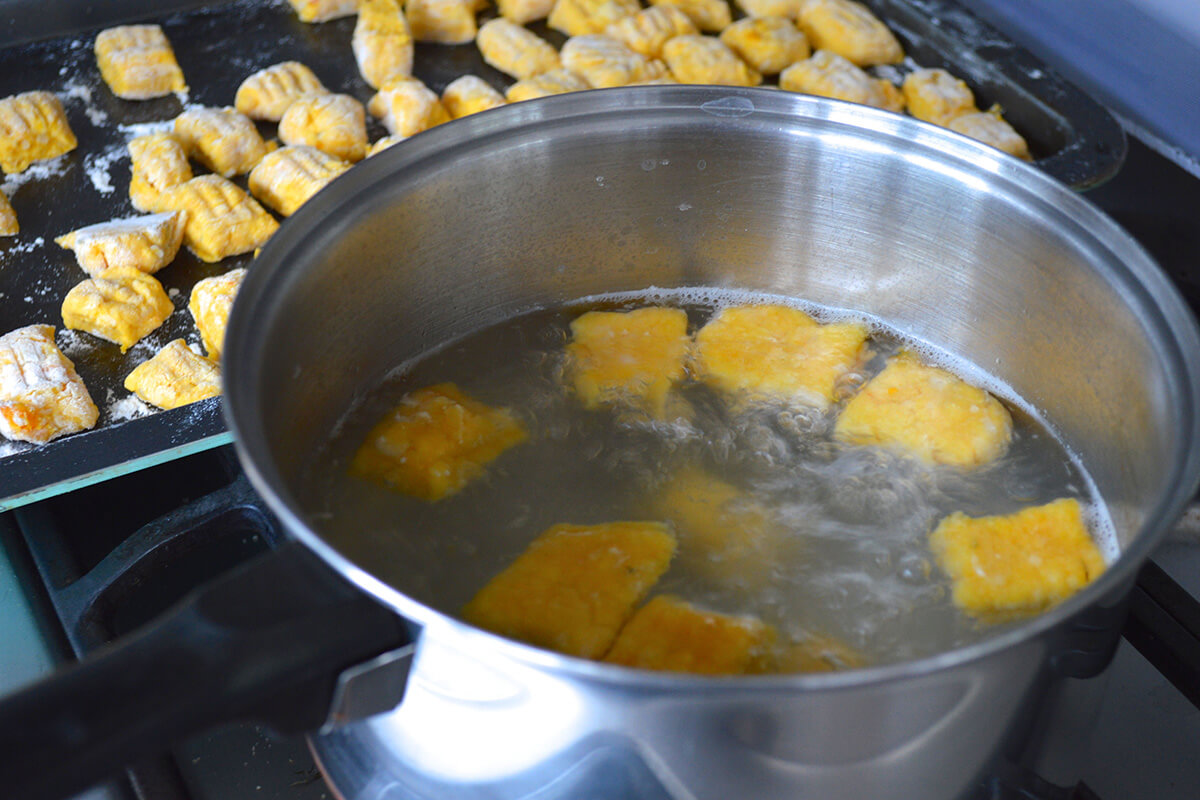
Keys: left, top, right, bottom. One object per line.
{"left": 306, "top": 290, "right": 1112, "bottom": 667}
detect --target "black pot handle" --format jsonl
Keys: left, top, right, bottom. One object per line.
{"left": 0, "top": 540, "right": 411, "bottom": 800}
{"left": 1123, "top": 558, "right": 1200, "bottom": 710}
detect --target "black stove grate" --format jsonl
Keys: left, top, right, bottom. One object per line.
{"left": 11, "top": 446, "right": 329, "bottom": 800}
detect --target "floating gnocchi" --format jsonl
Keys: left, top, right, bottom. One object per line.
{"left": 189, "top": 267, "right": 246, "bottom": 360}
{"left": 463, "top": 521, "right": 677, "bottom": 659}
{"left": 929, "top": 498, "right": 1106, "bottom": 620}
{"left": 351, "top": 382, "right": 528, "bottom": 501}
{"left": 61, "top": 266, "right": 174, "bottom": 353}
{"left": 128, "top": 133, "right": 193, "bottom": 213}
{"left": 772, "top": 633, "right": 865, "bottom": 672}
{"left": 0, "top": 325, "right": 98, "bottom": 444}
{"left": 661, "top": 35, "right": 763, "bottom": 86}
{"left": 235, "top": 61, "right": 328, "bottom": 122}
{"left": 124, "top": 339, "right": 221, "bottom": 410}
{"left": 834, "top": 352, "right": 1013, "bottom": 467}
{"left": 605, "top": 5, "right": 698, "bottom": 59}
{"left": 477, "top": 18, "right": 562, "bottom": 79}
{"left": 174, "top": 106, "right": 268, "bottom": 177}
{"left": 55, "top": 211, "right": 186, "bottom": 278}
{"left": 278, "top": 93, "right": 368, "bottom": 162}
{"left": 797, "top": 0, "right": 904, "bottom": 67}
{"left": 560, "top": 35, "right": 670, "bottom": 88}
{"left": 94, "top": 24, "right": 187, "bottom": 100}
{"left": 0, "top": 90, "right": 78, "bottom": 175}
{"left": 693, "top": 304, "right": 869, "bottom": 408}
{"left": 161, "top": 175, "right": 279, "bottom": 263}
{"left": 651, "top": 467, "right": 779, "bottom": 585}
{"left": 369, "top": 76, "right": 451, "bottom": 137}
{"left": 441, "top": 75, "right": 508, "bottom": 118}
{"left": 604, "top": 595, "right": 775, "bottom": 674}
{"left": 354, "top": 0, "right": 415, "bottom": 89}
{"left": 248, "top": 145, "right": 351, "bottom": 217}
{"left": 566, "top": 307, "right": 691, "bottom": 417}
{"left": 780, "top": 49, "right": 904, "bottom": 111}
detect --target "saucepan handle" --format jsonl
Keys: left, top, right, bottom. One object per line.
{"left": 0, "top": 541, "right": 412, "bottom": 800}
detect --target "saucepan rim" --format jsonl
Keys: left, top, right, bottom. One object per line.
{"left": 224, "top": 86, "right": 1200, "bottom": 691}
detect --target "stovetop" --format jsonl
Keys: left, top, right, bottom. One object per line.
{"left": 3, "top": 0, "right": 1200, "bottom": 796}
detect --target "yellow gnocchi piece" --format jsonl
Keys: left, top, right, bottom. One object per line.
{"left": 442, "top": 75, "right": 508, "bottom": 118}
{"left": 235, "top": 61, "right": 328, "bottom": 122}
{"left": 771, "top": 633, "right": 865, "bottom": 673}
{"left": 128, "top": 133, "right": 193, "bottom": 213}
{"left": 549, "top": 0, "right": 641, "bottom": 37}
{"left": 505, "top": 68, "right": 592, "bottom": 101}
{"left": 948, "top": 110, "right": 1032, "bottom": 161}
{"left": 661, "top": 35, "right": 763, "bottom": 86}
{"left": 779, "top": 49, "right": 903, "bottom": 112}
{"left": 248, "top": 145, "right": 350, "bottom": 217}
{"left": 476, "top": 18, "right": 562, "bottom": 80}
{"left": 0, "top": 191, "right": 17, "bottom": 236}
{"left": 0, "top": 325, "right": 98, "bottom": 444}
{"left": 735, "top": 0, "right": 806, "bottom": 19}
{"left": 277, "top": 93, "right": 368, "bottom": 163}
{"left": 287, "top": 0, "right": 358, "bottom": 22}
{"left": 463, "top": 521, "right": 677, "bottom": 659}
{"left": 124, "top": 339, "right": 221, "bottom": 410}
{"left": 605, "top": 5, "right": 697, "bottom": 59}
{"left": 94, "top": 24, "right": 187, "bottom": 100}
{"left": 719, "top": 15, "right": 810, "bottom": 75}
{"left": 648, "top": 0, "right": 731, "bottom": 34}
{"left": 929, "top": 499, "right": 1106, "bottom": 620}
{"left": 694, "top": 304, "right": 869, "bottom": 408}
{"left": 797, "top": 0, "right": 904, "bottom": 67}
{"left": 498, "top": 0, "right": 556, "bottom": 25}
{"left": 561, "top": 35, "right": 670, "bottom": 88}
{"left": 161, "top": 175, "right": 280, "bottom": 263}
{"left": 189, "top": 267, "right": 246, "bottom": 360}
{"left": 354, "top": 0, "right": 415, "bottom": 89}
{"left": 566, "top": 307, "right": 690, "bottom": 417}
{"left": 834, "top": 352, "right": 1013, "bottom": 467}
{"left": 651, "top": 467, "right": 778, "bottom": 585}
{"left": 367, "top": 134, "right": 409, "bottom": 156}
{"left": 408, "top": 0, "right": 478, "bottom": 43}
{"left": 61, "top": 266, "right": 174, "bottom": 353}
{"left": 351, "top": 382, "right": 528, "bottom": 501}
{"left": 0, "top": 91, "right": 78, "bottom": 175}
{"left": 604, "top": 595, "right": 775, "bottom": 674}
{"left": 55, "top": 211, "right": 186, "bottom": 278}
{"left": 368, "top": 76, "right": 452, "bottom": 137}
{"left": 173, "top": 107, "right": 268, "bottom": 177}
{"left": 901, "top": 67, "right": 977, "bottom": 127}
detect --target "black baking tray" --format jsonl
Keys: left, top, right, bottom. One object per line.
{"left": 0, "top": 0, "right": 1126, "bottom": 510}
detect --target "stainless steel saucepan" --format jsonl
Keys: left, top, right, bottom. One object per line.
{"left": 4, "top": 87, "right": 1199, "bottom": 800}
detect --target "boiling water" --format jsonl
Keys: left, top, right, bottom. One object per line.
{"left": 307, "top": 290, "right": 1114, "bottom": 668}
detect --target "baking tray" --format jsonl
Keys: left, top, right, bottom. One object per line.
{"left": 0, "top": 0, "right": 1125, "bottom": 511}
